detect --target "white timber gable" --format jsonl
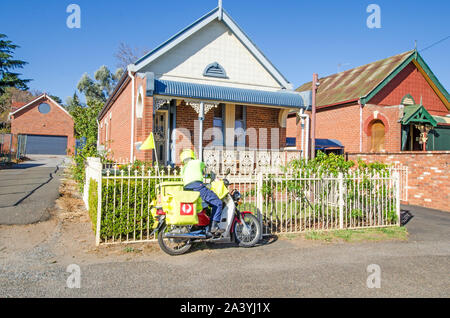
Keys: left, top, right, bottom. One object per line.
{"left": 140, "top": 20, "right": 282, "bottom": 91}
{"left": 131, "top": 7, "right": 293, "bottom": 91}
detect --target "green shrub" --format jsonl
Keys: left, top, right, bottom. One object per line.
{"left": 99, "top": 178, "right": 158, "bottom": 240}
{"left": 88, "top": 178, "right": 98, "bottom": 231}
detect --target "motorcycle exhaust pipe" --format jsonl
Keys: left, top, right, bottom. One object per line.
{"left": 163, "top": 233, "right": 207, "bottom": 239}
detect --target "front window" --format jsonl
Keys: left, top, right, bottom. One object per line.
{"left": 234, "top": 105, "right": 246, "bottom": 147}
{"left": 213, "top": 104, "right": 224, "bottom": 147}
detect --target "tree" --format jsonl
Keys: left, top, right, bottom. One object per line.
{"left": 0, "top": 34, "right": 30, "bottom": 94}
{"left": 70, "top": 99, "right": 103, "bottom": 146}
{"left": 65, "top": 93, "right": 82, "bottom": 114}
{"left": 48, "top": 94, "right": 63, "bottom": 105}
{"left": 0, "top": 87, "right": 34, "bottom": 114}
{"left": 114, "top": 42, "right": 148, "bottom": 70}
{"left": 77, "top": 65, "right": 123, "bottom": 104}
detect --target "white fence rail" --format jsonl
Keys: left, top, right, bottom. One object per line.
{"left": 84, "top": 159, "right": 403, "bottom": 245}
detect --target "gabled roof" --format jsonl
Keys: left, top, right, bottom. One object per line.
{"left": 128, "top": 6, "right": 293, "bottom": 89}
{"left": 296, "top": 50, "right": 450, "bottom": 109}
{"left": 401, "top": 104, "right": 437, "bottom": 127}
{"left": 9, "top": 93, "right": 71, "bottom": 118}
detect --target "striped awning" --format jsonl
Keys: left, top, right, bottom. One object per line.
{"left": 153, "top": 79, "right": 311, "bottom": 108}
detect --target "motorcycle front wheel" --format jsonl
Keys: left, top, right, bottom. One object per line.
{"left": 234, "top": 213, "right": 261, "bottom": 247}
{"left": 158, "top": 224, "right": 192, "bottom": 256}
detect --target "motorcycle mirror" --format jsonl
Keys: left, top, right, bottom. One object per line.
{"left": 225, "top": 168, "right": 231, "bottom": 176}
{"left": 210, "top": 171, "right": 216, "bottom": 181}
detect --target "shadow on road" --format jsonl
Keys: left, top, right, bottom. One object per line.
{"left": 6, "top": 163, "right": 45, "bottom": 169}
{"left": 401, "top": 209, "right": 414, "bottom": 226}
{"left": 190, "top": 234, "right": 278, "bottom": 253}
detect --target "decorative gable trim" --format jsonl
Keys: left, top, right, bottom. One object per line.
{"left": 128, "top": 7, "right": 292, "bottom": 89}
{"left": 203, "top": 62, "right": 228, "bottom": 78}
{"left": 364, "top": 51, "right": 449, "bottom": 110}
{"left": 412, "top": 54, "right": 450, "bottom": 110}
{"left": 401, "top": 105, "right": 438, "bottom": 127}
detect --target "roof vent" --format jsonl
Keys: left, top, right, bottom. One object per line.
{"left": 203, "top": 62, "right": 227, "bottom": 79}
{"left": 401, "top": 94, "right": 415, "bottom": 106}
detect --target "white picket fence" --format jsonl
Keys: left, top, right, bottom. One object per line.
{"left": 84, "top": 159, "right": 403, "bottom": 245}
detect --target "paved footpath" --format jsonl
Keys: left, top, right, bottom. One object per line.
{"left": 0, "top": 155, "right": 68, "bottom": 224}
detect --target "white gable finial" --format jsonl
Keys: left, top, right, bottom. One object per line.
{"left": 218, "top": 0, "right": 223, "bottom": 21}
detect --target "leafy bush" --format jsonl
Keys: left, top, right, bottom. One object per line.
{"left": 88, "top": 175, "right": 166, "bottom": 241}
{"left": 88, "top": 178, "right": 98, "bottom": 231}
{"left": 252, "top": 151, "right": 398, "bottom": 228}
{"left": 100, "top": 178, "right": 156, "bottom": 240}
{"left": 287, "top": 151, "right": 355, "bottom": 177}
{"left": 71, "top": 144, "right": 99, "bottom": 191}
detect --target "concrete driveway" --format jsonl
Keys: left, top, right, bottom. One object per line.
{"left": 0, "top": 155, "right": 68, "bottom": 224}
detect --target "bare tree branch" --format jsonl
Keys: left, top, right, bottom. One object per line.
{"left": 114, "top": 42, "right": 149, "bottom": 70}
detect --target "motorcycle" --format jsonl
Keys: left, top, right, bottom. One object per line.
{"left": 151, "top": 169, "right": 261, "bottom": 256}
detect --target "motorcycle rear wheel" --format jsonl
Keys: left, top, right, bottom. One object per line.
{"left": 234, "top": 213, "right": 261, "bottom": 247}
{"left": 158, "top": 224, "right": 192, "bottom": 256}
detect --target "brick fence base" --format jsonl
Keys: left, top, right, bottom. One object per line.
{"left": 346, "top": 151, "right": 450, "bottom": 212}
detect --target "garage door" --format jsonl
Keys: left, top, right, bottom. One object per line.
{"left": 25, "top": 135, "right": 68, "bottom": 155}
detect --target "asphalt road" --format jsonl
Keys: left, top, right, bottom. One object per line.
{"left": 0, "top": 155, "right": 67, "bottom": 224}
{"left": 0, "top": 204, "right": 449, "bottom": 298}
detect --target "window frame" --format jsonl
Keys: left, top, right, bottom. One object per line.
{"left": 234, "top": 105, "right": 246, "bottom": 148}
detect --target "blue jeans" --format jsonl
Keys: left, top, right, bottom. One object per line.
{"left": 184, "top": 181, "right": 223, "bottom": 222}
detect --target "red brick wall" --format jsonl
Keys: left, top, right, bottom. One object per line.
{"left": 246, "top": 106, "right": 286, "bottom": 149}
{"left": 288, "top": 61, "right": 449, "bottom": 155}
{"left": 286, "top": 115, "right": 296, "bottom": 139}
{"left": 135, "top": 76, "right": 153, "bottom": 162}
{"left": 10, "top": 96, "right": 75, "bottom": 154}
{"left": 369, "top": 62, "right": 448, "bottom": 116}
{"left": 312, "top": 103, "right": 361, "bottom": 153}
{"left": 347, "top": 151, "right": 450, "bottom": 212}
{"left": 100, "top": 79, "right": 132, "bottom": 162}
{"left": 301, "top": 103, "right": 405, "bottom": 153}
{"left": 362, "top": 104, "right": 402, "bottom": 152}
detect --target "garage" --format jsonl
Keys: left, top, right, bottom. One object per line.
{"left": 9, "top": 94, "right": 75, "bottom": 155}
{"left": 25, "top": 135, "right": 68, "bottom": 155}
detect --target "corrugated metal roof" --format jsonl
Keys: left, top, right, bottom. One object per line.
{"left": 154, "top": 79, "right": 310, "bottom": 108}
{"left": 433, "top": 115, "right": 450, "bottom": 125}
{"left": 296, "top": 51, "right": 414, "bottom": 107}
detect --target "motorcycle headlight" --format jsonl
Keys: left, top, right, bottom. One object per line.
{"left": 232, "top": 190, "right": 241, "bottom": 202}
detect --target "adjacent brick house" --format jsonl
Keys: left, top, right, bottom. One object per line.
{"left": 290, "top": 50, "right": 450, "bottom": 154}
{"left": 10, "top": 94, "right": 75, "bottom": 155}
{"left": 97, "top": 6, "right": 310, "bottom": 166}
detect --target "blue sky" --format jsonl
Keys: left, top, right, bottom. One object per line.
{"left": 1, "top": 0, "right": 449, "bottom": 103}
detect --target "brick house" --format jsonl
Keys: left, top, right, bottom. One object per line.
{"left": 289, "top": 50, "right": 450, "bottom": 154}
{"left": 97, "top": 5, "right": 310, "bottom": 167}
{"left": 9, "top": 93, "right": 75, "bottom": 155}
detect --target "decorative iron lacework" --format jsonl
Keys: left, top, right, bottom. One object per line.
{"left": 155, "top": 98, "right": 171, "bottom": 111}
{"left": 203, "top": 62, "right": 227, "bottom": 78}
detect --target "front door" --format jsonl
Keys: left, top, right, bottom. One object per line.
{"left": 154, "top": 110, "right": 168, "bottom": 164}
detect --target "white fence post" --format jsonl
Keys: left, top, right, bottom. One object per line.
{"left": 394, "top": 171, "right": 401, "bottom": 226}
{"left": 93, "top": 159, "right": 103, "bottom": 246}
{"left": 405, "top": 166, "right": 409, "bottom": 202}
{"left": 338, "top": 172, "right": 344, "bottom": 229}
{"left": 256, "top": 172, "right": 263, "bottom": 239}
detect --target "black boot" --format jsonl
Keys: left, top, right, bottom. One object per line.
{"left": 210, "top": 221, "right": 220, "bottom": 234}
